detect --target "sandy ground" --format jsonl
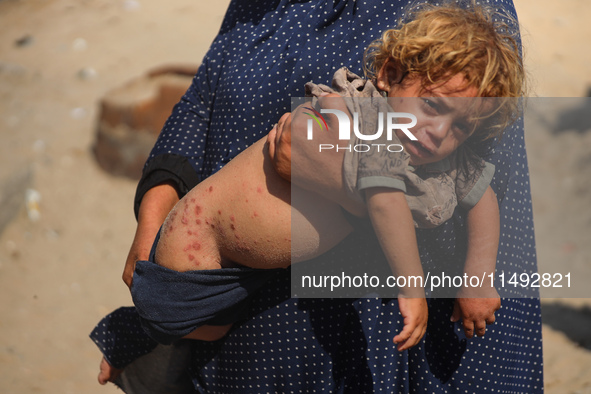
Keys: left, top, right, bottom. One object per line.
{"left": 0, "top": 0, "right": 590, "bottom": 392}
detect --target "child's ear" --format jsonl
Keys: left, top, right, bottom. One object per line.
{"left": 376, "top": 59, "right": 402, "bottom": 93}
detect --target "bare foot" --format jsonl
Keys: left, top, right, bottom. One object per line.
{"left": 98, "top": 356, "right": 123, "bottom": 385}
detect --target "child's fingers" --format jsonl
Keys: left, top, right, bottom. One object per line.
{"left": 394, "top": 316, "right": 428, "bottom": 351}
{"left": 474, "top": 319, "right": 488, "bottom": 337}
{"left": 393, "top": 322, "right": 415, "bottom": 347}
{"left": 395, "top": 323, "right": 426, "bottom": 351}
{"left": 475, "top": 326, "right": 487, "bottom": 337}
{"left": 398, "top": 329, "right": 420, "bottom": 351}
{"left": 395, "top": 333, "right": 413, "bottom": 351}
{"left": 462, "top": 319, "right": 475, "bottom": 339}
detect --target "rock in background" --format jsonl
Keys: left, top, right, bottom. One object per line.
{"left": 93, "top": 64, "right": 198, "bottom": 179}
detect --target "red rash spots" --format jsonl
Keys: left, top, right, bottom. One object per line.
{"left": 230, "top": 215, "right": 235, "bottom": 222}
{"left": 218, "top": 210, "right": 222, "bottom": 215}
{"left": 235, "top": 242, "right": 251, "bottom": 253}
{"left": 187, "top": 230, "right": 192, "bottom": 235}
{"left": 192, "top": 242, "right": 201, "bottom": 250}
{"left": 195, "top": 205, "right": 203, "bottom": 216}
{"left": 190, "top": 198, "right": 195, "bottom": 203}
{"left": 253, "top": 212, "right": 259, "bottom": 217}
{"left": 181, "top": 216, "right": 188, "bottom": 225}
{"left": 257, "top": 186, "right": 263, "bottom": 193}
{"left": 196, "top": 219, "right": 201, "bottom": 225}
{"left": 230, "top": 224, "right": 236, "bottom": 231}
{"left": 209, "top": 186, "right": 213, "bottom": 192}
{"left": 184, "top": 245, "right": 191, "bottom": 252}
{"left": 188, "top": 255, "right": 195, "bottom": 261}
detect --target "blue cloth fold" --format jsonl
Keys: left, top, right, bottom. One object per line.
{"left": 131, "top": 259, "right": 284, "bottom": 344}
{"left": 89, "top": 306, "right": 158, "bottom": 369}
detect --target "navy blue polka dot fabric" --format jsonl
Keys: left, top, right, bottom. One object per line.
{"left": 92, "top": 0, "right": 543, "bottom": 392}
{"left": 91, "top": 307, "right": 158, "bottom": 369}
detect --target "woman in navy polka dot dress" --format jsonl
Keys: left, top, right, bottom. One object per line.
{"left": 92, "top": 1, "right": 543, "bottom": 392}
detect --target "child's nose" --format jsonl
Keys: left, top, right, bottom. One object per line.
{"left": 427, "top": 117, "right": 451, "bottom": 144}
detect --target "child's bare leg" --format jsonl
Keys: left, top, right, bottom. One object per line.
{"left": 155, "top": 137, "right": 293, "bottom": 273}
{"left": 153, "top": 137, "right": 352, "bottom": 340}
{"left": 156, "top": 137, "right": 353, "bottom": 272}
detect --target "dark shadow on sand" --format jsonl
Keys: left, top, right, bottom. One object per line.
{"left": 542, "top": 302, "right": 591, "bottom": 350}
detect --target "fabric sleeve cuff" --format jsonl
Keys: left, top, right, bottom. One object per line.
{"left": 459, "top": 161, "right": 495, "bottom": 210}
{"left": 357, "top": 176, "right": 407, "bottom": 193}
{"left": 134, "top": 154, "right": 201, "bottom": 219}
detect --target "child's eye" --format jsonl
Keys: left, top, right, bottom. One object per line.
{"left": 454, "top": 122, "right": 472, "bottom": 135}
{"left": 421, "top": 98, "right": 439, "bottom": 113}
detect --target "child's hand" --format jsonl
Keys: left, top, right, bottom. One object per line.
{"left": 451, "top": 287, "right": 501, "bottom": 338}
{"left": 393, "top": 296, "right": 428, "bottom": 351}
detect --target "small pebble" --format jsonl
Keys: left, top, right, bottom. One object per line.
{"left": 72, "top": 38, "right": 87, "bottom": 51}
{"left": 77, "top": 67, "right": 97, "bottom": 80}
{"left": 15, "top": 35, "right": 33, "bottom": 48}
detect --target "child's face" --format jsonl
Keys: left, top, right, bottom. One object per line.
{"left": 378, "top": 68, "right": 480, "bottom": 166}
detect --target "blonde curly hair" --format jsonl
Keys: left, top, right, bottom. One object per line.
{"left": 364, "top": 1, "right": 526, "bottom": 140}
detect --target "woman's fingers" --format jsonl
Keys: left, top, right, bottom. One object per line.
{"left": 267, "top": 125, "right": 277, "bottom": 159}
{"left": 267, "top": 112, "right": 293, "bottom": 181}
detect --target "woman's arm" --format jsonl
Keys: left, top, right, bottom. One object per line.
{"left": 123, "top": 182, "right": 179, "bottom": 288}
{"left": 125, "top": 28, "right": 230, "bottom": 286}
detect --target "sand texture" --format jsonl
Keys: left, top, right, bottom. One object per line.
{"left": 0, "top": 0, "right": 590, "bottom": 392}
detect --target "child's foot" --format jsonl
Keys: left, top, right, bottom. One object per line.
{"left": 98, "top": 356, "right": 123, "bottom": 385}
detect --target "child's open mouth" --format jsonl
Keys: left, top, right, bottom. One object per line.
{"left": 409, "top": 140, "right": 434, "bottom": 158}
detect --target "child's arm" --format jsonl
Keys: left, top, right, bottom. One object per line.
{"left": 365, "top": 187, "right": 428, "bottom": 351}
{"left": 451, "top": 186, "right": 501, "bottom": 338}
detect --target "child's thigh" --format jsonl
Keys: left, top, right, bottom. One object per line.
{"left": 291, "top": 185, "right": 353, "bottom": 263}
{"left": 156, "top": 137, "right": 293, "bottom": 271}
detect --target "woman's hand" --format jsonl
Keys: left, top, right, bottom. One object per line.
{"left": 267, "top": 112, "right": 293, "bottom": 181}
{"left": 266, "top": 94, "right": 352, "bottom": 201}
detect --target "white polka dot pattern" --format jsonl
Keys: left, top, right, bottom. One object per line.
{"left": 91, "top": 1, "right": 543, "bottom": 392}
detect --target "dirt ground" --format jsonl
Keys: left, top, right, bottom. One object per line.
{"left": 0, "top": 1, "right": 590, "bottom": 393}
